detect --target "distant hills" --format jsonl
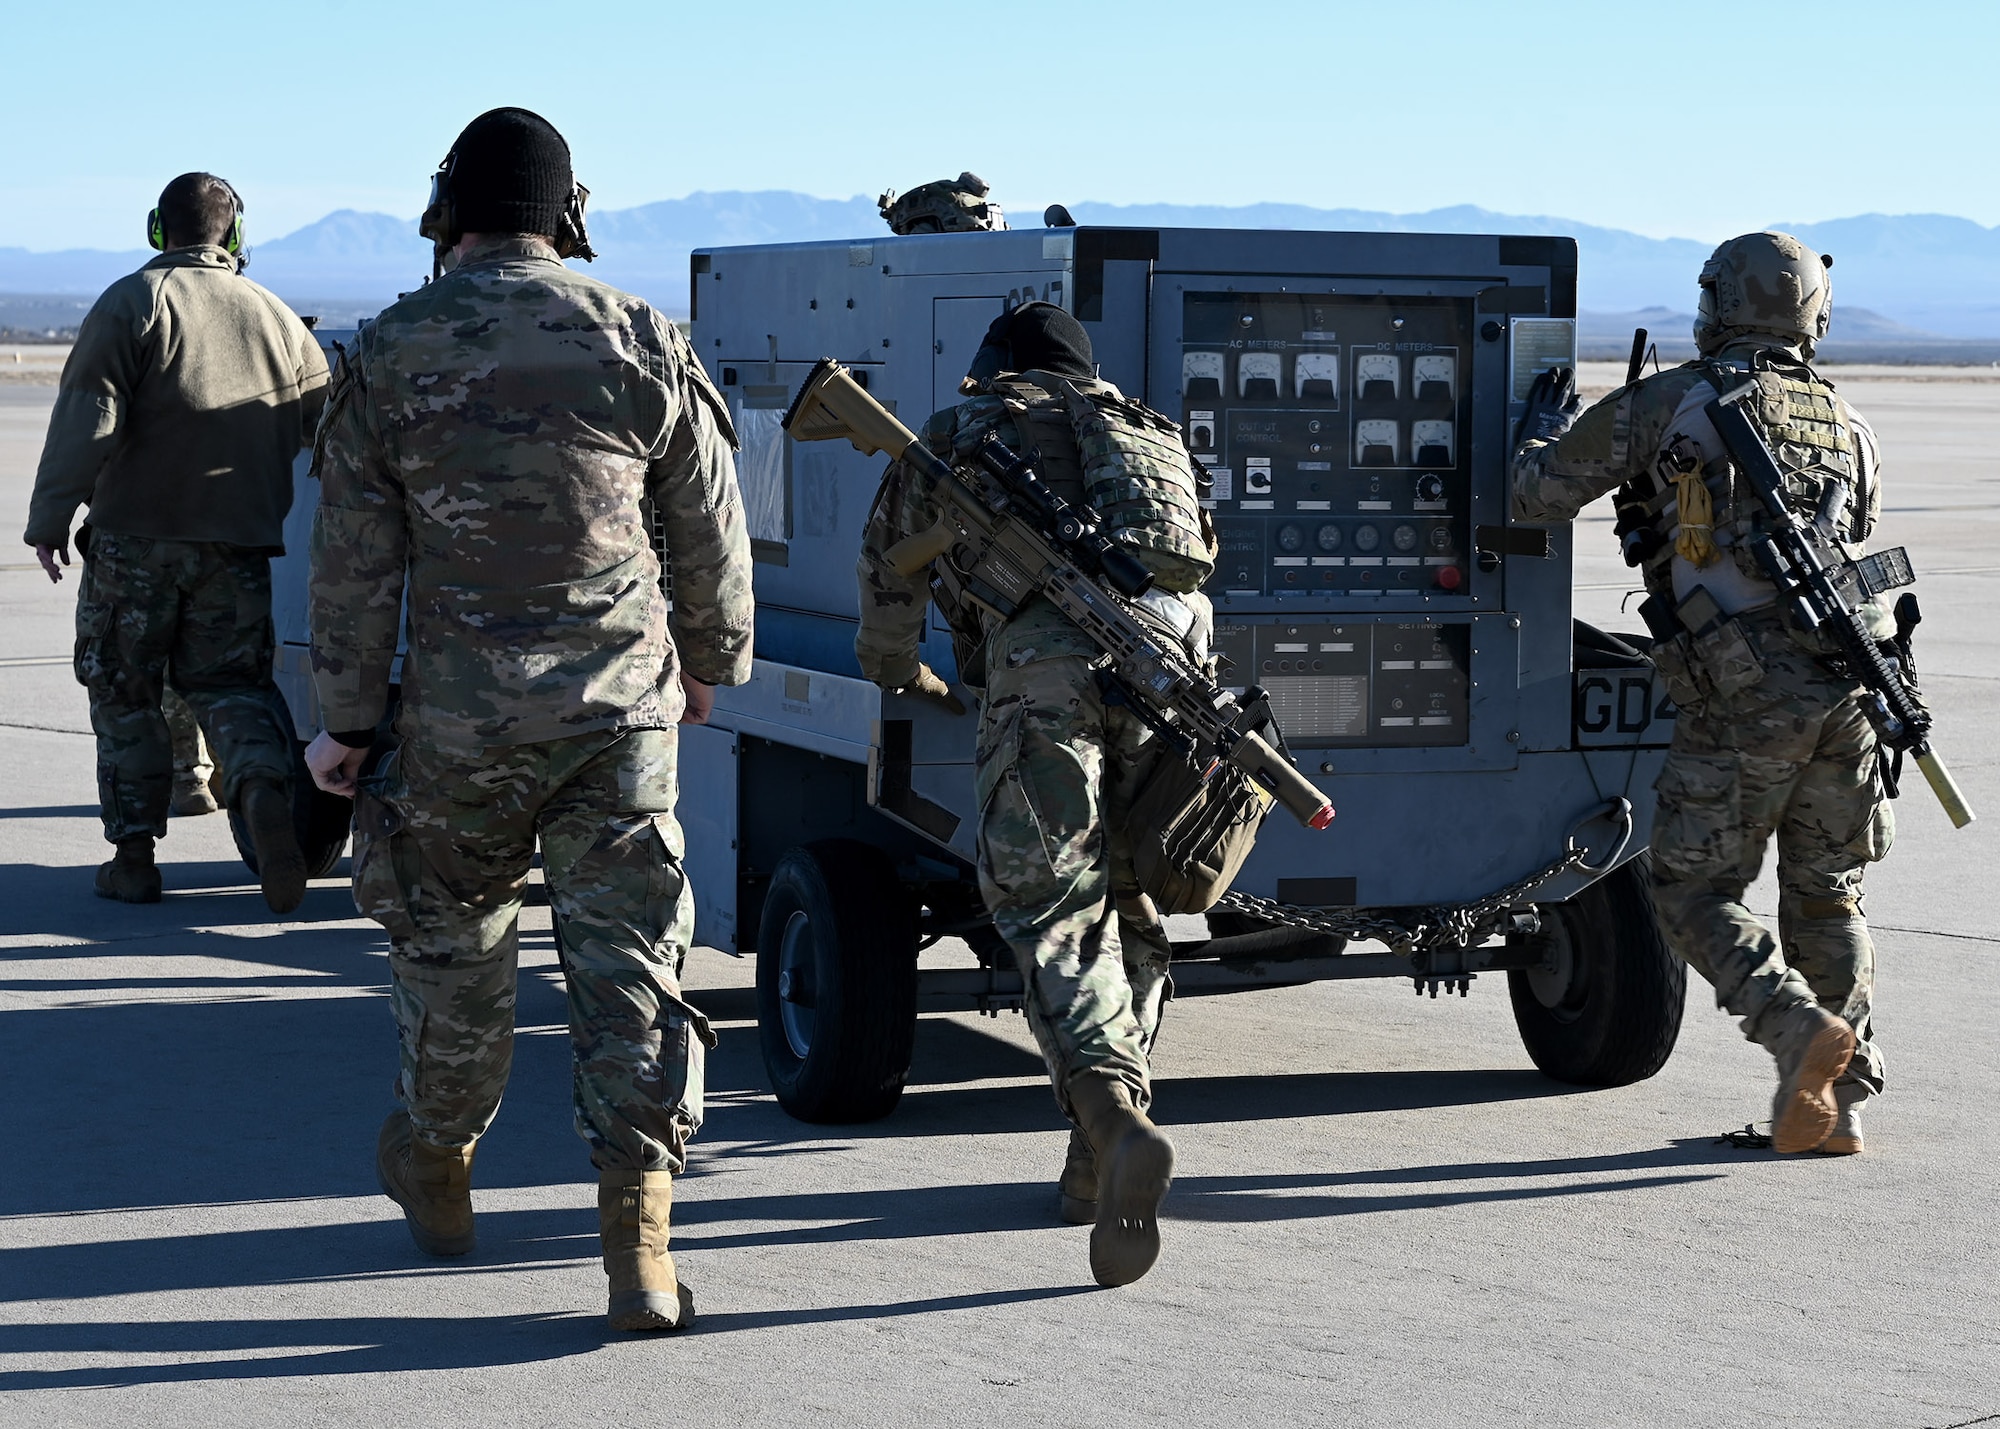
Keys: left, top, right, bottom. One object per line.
{"left": 5, "top": 195, "right": 1999, "bottom": 349}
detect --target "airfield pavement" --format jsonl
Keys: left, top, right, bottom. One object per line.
{"left": 0, "top": 368, "right": 1996, "bottom": 1428}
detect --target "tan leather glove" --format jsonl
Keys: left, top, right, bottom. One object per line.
{"left": 891, "top": 663, "right": 966, "bottom": 717}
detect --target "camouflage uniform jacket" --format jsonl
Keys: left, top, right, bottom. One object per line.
{"left": 25, "top": 245, "right": 329, "bottom": 552}
{"left": 309, "top": 236, "right": 753, "bottom": 750}
{"left": 1513, "top": 339, "right": 1883, "bottom": 629}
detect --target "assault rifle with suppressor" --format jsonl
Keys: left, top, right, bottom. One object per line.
{"left": 1704, "top": 379, "right": 1975, "bottom": 828}
{"left": 781, "top": 358, "right": 1336, "bottom": 833}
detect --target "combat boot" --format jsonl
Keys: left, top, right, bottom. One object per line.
{"left": 94, "top": 836, "right": 162, "bottom": 903}
{"left": 1769, "top": 1003, "right": 1856, "bottom": 1154}
{"left": 242, "top": 779, "right": 307, "bottom": 914}
{"left": 375, "top": 1111, "right": 476, "bottom": 1256}
{"left": 1068, "top": 1073, "right": 1175, "bottom": 1288}
{"left": 170, "top": 774, "right": 219, "bottom": 817}
{"left": 1819, "top": 1082, "right": 1869, "bottom": 1156}
{"left": 1058, "top": 1125, "right": 1096, "bottom": 1226}
{"left": 599, "top": 1169, "right": 695, "bottom": 1332}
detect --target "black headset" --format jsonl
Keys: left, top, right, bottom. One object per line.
{"left": 417, "top": 149, "right": 596, "bottom": 268}
{"left": 148, "top": 176, "right": 245, "bottom": 256}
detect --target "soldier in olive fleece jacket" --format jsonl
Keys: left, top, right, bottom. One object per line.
{"left": 24, "top": 215, "right": 329, "bottom": 908}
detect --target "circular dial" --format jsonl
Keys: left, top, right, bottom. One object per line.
{"left": 1315, "top": 523, "right": 1343, "bottom": 553}
{"left": 1392, "top": 524, "right": 1419, "bottom": 552}
{"left": 1276, "top": 523, "right": 1305, "bottom": 554}
{"left": 1353, "top": 524, "right": 1381, "bottom": 553}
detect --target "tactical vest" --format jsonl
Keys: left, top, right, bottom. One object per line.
{"left": 1622, "top": 354, "right": 1868, "bottom": 604}
{"left": 985, "top": 371, "right": 1216, "bottom": 593}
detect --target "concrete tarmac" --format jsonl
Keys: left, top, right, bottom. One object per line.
{"left": 1, "top": 375, "right": 1996, "bottom": 1428}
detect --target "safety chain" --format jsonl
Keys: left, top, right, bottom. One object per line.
{"left": 1214, "top": 842, "right": 1589, "bottom": 956}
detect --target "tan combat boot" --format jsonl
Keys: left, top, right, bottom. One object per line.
{"left": 94, "top": 836, "right": 162, "bottom": 903}
{"left": 1819, "top": 1083, "right": 1869, "bottom": 1155}
{"left": 375, "top": 1111, "right": 476, "bottom": 1256}
{"left": 171, "top": 774, "right": 219, "bottom": 817}
{"left": 1068, "top": 1073, "right": 1175, "bottom": 1288}
{"left": 241, "top": 779, "right": 307, "bottom": 914}
{"left": 599, "top": 1169, "right": 695, "bottom": 1332}
{"left": 1058, "top": 1125, "right": 1096, "bottom": 1226}
{"left": 1769, "top": 1004, "right": 1856, "bottom": 1154}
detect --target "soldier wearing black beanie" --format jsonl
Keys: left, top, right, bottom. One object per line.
{"left": 319, "top": 102, "right": 751, "bottom": 1336}
{"left": 421, "top": 107, "right": 577, "bottom": 251}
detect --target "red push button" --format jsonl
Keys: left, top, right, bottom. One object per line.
{"left": 1435, "top": 565, "right": 1463, "bottom": 591}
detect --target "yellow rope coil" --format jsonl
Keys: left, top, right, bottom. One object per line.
{"left": 1675, "top": 469, "right": 1720, "bottom": 567}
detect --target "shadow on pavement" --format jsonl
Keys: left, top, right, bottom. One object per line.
{"left": 0, "top": 1288, "right": 1094, "bottom": 1389}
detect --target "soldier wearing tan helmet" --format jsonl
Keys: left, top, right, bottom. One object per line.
{"left": 1511, "top": 231, "right": 1891, "bottom": 1156}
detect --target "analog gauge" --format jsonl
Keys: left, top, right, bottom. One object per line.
{"left": 1428, "top": 525, "right": 1453, "bottom": 552}
{"left": 1276, "top": 523, "right": 1305, "bottom": 554}
{"left": 1393, "top": 524, "right": 1419, "bottom": 552}
{"left": 1353, "top": 524, "right": 1381, "bottom": 553}
{"left": 1315, "top": 523, "right": 1343, "bottom": 552}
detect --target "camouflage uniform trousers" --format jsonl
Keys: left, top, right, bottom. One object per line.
{"left": 72, "top": 531, "right": 296, "bottom": 843}
{"left": 1650, "top": 608, "right": 1892, "bottom": 1094}
{"left": 974, "top": 618, "right": 1173, "bottom": 1120}
{"left": 163, "top": 689, "right": 214, "bottom": 795}
{"left": 352, "top": 725, "right": 714, "bottom": 1172}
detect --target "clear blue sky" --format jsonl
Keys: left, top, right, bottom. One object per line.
{"left": 5, "top": 0, "right": 1993, "bottom": 251}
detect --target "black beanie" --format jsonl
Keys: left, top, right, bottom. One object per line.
{"left": 448, "top": 107, "right": 572, "bottom": 237}
{"left": 966, "top": 301, "right": 1095, "bottom": 384}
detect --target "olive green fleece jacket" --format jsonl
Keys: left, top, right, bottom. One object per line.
{"left": 24, "top": 245, "right": 330, "bottom": 553}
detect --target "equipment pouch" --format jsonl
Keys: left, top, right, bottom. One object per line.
{"left": 1122, "top": 755, "right": 1273, "bottom": 916}
{"left": 1689, "top": 615, "right": 1765, "bottom": 700}
{"left": 1648, "top": 631, "right": 1704, "bottom": 712}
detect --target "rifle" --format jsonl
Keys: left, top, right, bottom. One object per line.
{"left": 783, "top": 358, "right": 1335, "bottom": 832}
{"left": 1704, "top": 379, "right": 1975, "bottom": 828}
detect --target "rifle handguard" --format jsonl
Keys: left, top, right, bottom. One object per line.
{"left": 1231, "top": 729, "right": 1334, "bottom": 830}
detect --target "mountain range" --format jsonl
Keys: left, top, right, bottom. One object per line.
{"left": 4, "top": 195, "right": 1999, "bottom": 342}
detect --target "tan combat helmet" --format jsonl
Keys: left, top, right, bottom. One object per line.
{"left": 1694, "top": 230, "right": 1835, "bottom": 357}
{"left": 878, "top": 172, "right": 1006, "bottom": 235}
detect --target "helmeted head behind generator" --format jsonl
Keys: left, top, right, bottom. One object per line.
{"left": 961, "top": 300, "right": 1094, "bottom": 393}
{"left": 878, "top": 172, "right": 1006, "bottom": 235}
{"left": 1694, "top": 230, "right": 1835, "bottom": 358}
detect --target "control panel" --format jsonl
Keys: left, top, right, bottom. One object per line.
{"left": 1213, "top": 619, "right": 1471, "bottom": 748}
{"left": 1180, "top": 292, "right": 1473, "bottom": 601}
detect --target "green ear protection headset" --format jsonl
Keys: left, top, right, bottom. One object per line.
{"left": 147, "top": 177, "right": 245, "bottom": 254}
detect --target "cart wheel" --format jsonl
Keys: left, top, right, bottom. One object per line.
{"left": 756, "top": 839, "right": 920, "bottom": 1123}
{"left": 1507, "top": 853, "right": 1684, "bottom": 1086}
{"left": 230, "top": 742, "right": 353, "bottom": 881}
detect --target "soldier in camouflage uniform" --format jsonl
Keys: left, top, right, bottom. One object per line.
{"left": 303, "top": 109, "right": 753, "bottom": 1333}
{"left": 24, "top": 171, "right": 327, "bottom": 908}
{"left": 1513, "top": 232, "right": 1891, "bottom": 1155}
{"left": 856, "top": 302, "right": 1212, "bottom": 1286}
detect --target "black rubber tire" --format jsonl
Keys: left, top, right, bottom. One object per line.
{"left": 1506, "top": 853, "right": 1685, "bottom": 1086}
{"left": 230, "top": 742, "right": 353, "bottom": 880}
{"left": 756, "top": 840, "right": 920, "bottom": 1123}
